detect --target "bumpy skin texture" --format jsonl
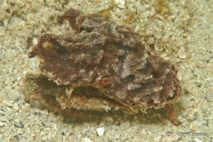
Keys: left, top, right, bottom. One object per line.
{"left": 29, "top": 8, "right": 181, "bottom": 114}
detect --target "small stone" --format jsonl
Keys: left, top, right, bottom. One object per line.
{"left": 0, "top": 117, "right": 7, "bottom": 122}
{"left": 56, "top": 115, "right": 64, "bottom": 121}
{"left": 161, "top": 133, "right": 180, "bottom": 142}
{"left": 0, "top": 121, "right": 6, "bottom": 127}
{"left": 13, "top": 103, "right": 19, "bottom": 111}
{"left": 3, "top": 100, "right": 13, "bottom": 107}
{"left": 83, "top": 137, "right": 93, "bottom": 142}
{"left": 14, "top": 121, "right": 24, "bottom": 128}
{"left": 180, "top": 54, "right": 186, "bottom": 59}
{"left": 194, "top": 138, "right": 202, "bottom": 142}
{"left": 114, "top": 0, "right": 125, "bottom": 8}
{"left": 32, "top": 37, "right": 38, "bottom": 45}
{"left": 52, "top": 123, "right": 57, "bottom": 131}
{"left": 114, "top": 134, "right": 120, "bottom": 140}
{"left": 160, "top": 54, "right": 170, "bottom": 60}
{"left": 14, "top": 135, "right": 20, "bottom": 141}
{"left": 0, "top": 110, "right": 5, "bottom": 115}
{"left": 96, "top": 127, "right": 105, "bottom": 136}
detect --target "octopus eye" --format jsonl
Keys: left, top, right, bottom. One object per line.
{"left": 151, "top": 69, "right": 161, "bottom": 78}
{"left": 101, "top": 77, "right": 110, "bottom": 86}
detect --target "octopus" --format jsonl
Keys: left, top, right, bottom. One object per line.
{"left": 25, "top": 8, "right": 181, "bottom": 126}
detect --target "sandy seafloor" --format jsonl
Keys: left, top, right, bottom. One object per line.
{"left": 0, "top": 0, "right": 213, "bottom": 141}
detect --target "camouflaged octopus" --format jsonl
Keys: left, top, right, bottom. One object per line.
{"left": 26, "top": 8, "right": 181, "bottom": 125}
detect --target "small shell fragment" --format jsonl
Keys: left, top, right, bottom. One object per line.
{"left": 96, "top": 127, "right": 105, "bottom": 136}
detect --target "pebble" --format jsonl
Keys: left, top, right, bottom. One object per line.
{"left": 96, "top": 127, "right": 105, "bottom": 136}
{"left": 114, "top": 134, "right": 120, "bottom": 140}
{"left": 2, "top": 100, "right": 13, "bottom": 107}
{"left": 114, "top": 0, "right": 125, "bottom": 8}
{"left": 13, "top": 103, "right": 19, "bottom": 111}
{"left": 83, "top": 137, "right": 93, "bottom": 142}
{"left": 0, "top": 117, "right": 7, "bottom": 122}
{"left": 14, "top": 121, "right": 25, "bottom": 128}
{"left": 161, "top": 133, "right": 180, "bottom": 142}
{"left": 0, "top": 110, "right": 5, "bottom": 115}
{"left": 194, "top": 138, "right": 202, "bottom": 142}
{"left": 179, "top": 54, "right": 187, "bottom": 59}
{"left": 0, "top": 121, "right": 6, "bottom": 127}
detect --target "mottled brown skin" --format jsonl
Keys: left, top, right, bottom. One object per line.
{"left": 27, "top": 8, "right": 181, "bottom": 125}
